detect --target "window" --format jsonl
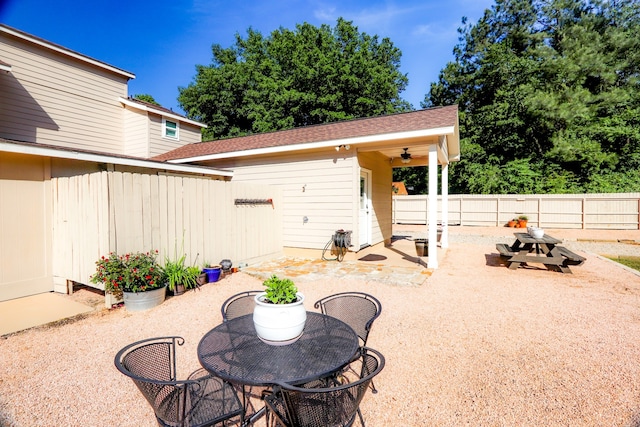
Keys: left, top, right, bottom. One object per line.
{"left": 163, "top": 118, "right": 179, "bottom": 140}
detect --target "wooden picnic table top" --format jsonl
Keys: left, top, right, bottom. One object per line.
{"left": 513, "top": 232, "right": 562, "bottom": 245}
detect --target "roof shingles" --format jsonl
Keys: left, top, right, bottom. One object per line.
{"left": 154, "top": 105, "right": 457, "bottom": 162}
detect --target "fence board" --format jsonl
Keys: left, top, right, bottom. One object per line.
{"left": 52, "top": 171, "right": 283, "bottom": 290}
{"left": 393, "top": 193, "right": 640, "bottom": 229}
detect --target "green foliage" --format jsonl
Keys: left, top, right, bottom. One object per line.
{"left": 262, "top": 274, "right": 298, "bottom": 304}
{"left": 178, "top": 18, "right": 410, "bottom": 140}
{"left": 419, "top": 0, "right": 640, "bottom": 194}
{"left": 133, "top": 94, "right": 160, "bottom": 106}
{"left": 90, "top": 251, "right": 165, "bottom": 299}
{"left": 163, "top": 254, "right": 200, "bottom": 291}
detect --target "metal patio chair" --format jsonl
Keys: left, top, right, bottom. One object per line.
{"left": 220, "top": 290, "right": 262, "bottom": 322}
{"left": 314, "top": 292, "right": 382, "bottom": 393}
{"left": 114, "top": 336, "right": 243, "bottom": 427}
{"left": 263, "top": 347, "right": 385, "bottom": 427}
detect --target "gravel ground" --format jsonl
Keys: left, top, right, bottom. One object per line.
{"left": 1, "top": 231, "right": 640, "bottom": 426}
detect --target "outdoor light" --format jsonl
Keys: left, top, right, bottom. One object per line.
{"left": 400, "top": 148, "right": 412, "bottom": 164}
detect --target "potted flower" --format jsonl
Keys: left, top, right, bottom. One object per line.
{"left": 91, "top": 250, "right": 166, "bottom": 311}
{"left": 518, "top": 215, "right": 529, "bottom": 228}
{"left": 253, "top": 275, "right": 306, "bottom": 345}
{"left": 163, "top": 254, "right": 201, "bottom": 295}
{"left": 507, "top": 218, "right": 518, "bottom": 227}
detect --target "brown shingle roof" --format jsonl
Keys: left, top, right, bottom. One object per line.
{"left": 154, "top": 105, "right": 457, "bottom": 162}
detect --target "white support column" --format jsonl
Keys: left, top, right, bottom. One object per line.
{"left": 441, "top": 162, "right": 449, "bottom": 248}
{"left": 427, "top": 145, "right": 438, "bottom": 268}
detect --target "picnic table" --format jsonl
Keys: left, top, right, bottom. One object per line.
{"left": 496, "top": 232, "right": 586, "bottom": 273}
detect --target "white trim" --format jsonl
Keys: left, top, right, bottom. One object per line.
{"left": 168, "top": 126, "right": 456, "bottom": 163}
{"left": 0, "top": 141, "right": 233, "bottom": 177}
{"left": 120, "top": 97, "right": 206, "bottom": 128}
{"left": 0, "top": 63, "right": 11, "bottom": 73}
{"left": 0, "top": 25, "right": 136, "bottom": 79}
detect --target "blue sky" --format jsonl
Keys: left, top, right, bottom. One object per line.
{"left": 1, "top": 0, "right": 494, "bottom": 115}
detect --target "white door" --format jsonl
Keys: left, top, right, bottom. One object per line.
{"left": 359, "top": 170, "right": 371, "bottom": 248}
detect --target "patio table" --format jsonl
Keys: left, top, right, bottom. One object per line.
{"left": 198, "top": 311, "right": 359, "bottom": 424}
{"left": 496, "top": 232, "right": 585, "bottom": 273}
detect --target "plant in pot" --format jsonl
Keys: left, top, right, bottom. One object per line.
{"left": 163, "top": 254, "right": 200, "bottom": 296}
{"left": 507, "top": 218, "right": 518, "bottom": 227}
{"left": 90, "top": 250, "right": 166, "bottom": 311}
{"left": 518, "top": 215, "right": 529, "bottom": 228}
{"left": 253, "top": 275, "right": 306, "bottom": 345}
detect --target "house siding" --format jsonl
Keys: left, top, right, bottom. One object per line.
{"left": 0, "top": 152, "right": 52, "bottom": 300}
{"left": 0, "top": 31, "right": 128, "bottom": 154}
{"left": 123, "top": 107, "right": 150, "bottom": 157}
{"left": 211, "top": 150, "right": 359, "bottom": 250}
{"left": 148, "top": 115, "right": 202, "bottom": 158}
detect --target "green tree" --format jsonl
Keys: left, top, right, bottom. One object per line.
{"left": 421, "top": 0, "right": 640, "bottom": 194}
{"left": 178, "top": 18, "right": 410, "bottom": 140}
{"left": 133, "top": 94, "right": 160, "bottom": 106}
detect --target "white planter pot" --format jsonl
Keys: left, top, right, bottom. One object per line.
{"left": 253, "top": 292, "right": 306, "bottom": 345}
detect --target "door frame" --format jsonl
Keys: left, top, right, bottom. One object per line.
{"left": 359, "top": 168, "right": 372, "bottom": 249}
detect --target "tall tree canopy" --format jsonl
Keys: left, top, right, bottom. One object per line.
{"left": 179, "top": 18, "right": 410, "bottom": 140}
{"left": 422, "top": 0, "right": 640, "bottom": 194}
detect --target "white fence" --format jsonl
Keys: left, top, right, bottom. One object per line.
{"left": 393, "top": 193, "right": 640, "bottom": 230}
{"left": 52, "top": 171, "right": 283, "bottom": 289}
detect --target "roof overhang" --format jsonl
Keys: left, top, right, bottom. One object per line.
{"left": 168, "top": 125, "right": 458, "bottom": 164}
{"left": 119, "top": 97, "right": 207, "bottom": 128}
{"left": 0, "top": 140, "right": 233, "bottom": 177}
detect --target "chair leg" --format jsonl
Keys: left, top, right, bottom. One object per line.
{"left": 369, "top": 379, "right": 377, "bottom": 394}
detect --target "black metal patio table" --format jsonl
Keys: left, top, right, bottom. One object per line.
{"left": 198, "top": 311, "right": 359, "bottom": 424}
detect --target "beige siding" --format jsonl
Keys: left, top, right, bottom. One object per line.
{"left": 0, "top": 32, "right": 128, "bottom": 153}
{"left": 0, "top": 153, "right": 52, "bottom": 300}
{"left": 149, "top": 118, "right": 202, "bottom": 158}
{"left": 51, "top": 171, "right": 283, "bottom": 290}
{"left": 213, "top": 151, "right": 359, "bottom": 250}
{"left": 123, "top": 107, "right": 150, "bottom": 157}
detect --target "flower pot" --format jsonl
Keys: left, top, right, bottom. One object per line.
{"left": 122, "top": 285, "right": 166, "bottom": 312}
{"left": 171, "top": 283, "right": 185, "bottom": 296}
{"left": 414, "top": 239, "right": 428, "bottom": 257}
{"left": 203, "top": 266, "right": 221, "bottom": 283}
{"left": 507, "top": 220, "right": 517, "bottom": 227}
{"left": 253, "top": 292, "right": 306, "bottom": 345}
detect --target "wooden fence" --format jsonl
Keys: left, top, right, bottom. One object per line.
{"left": 393, "top": 193, "right": 640, "bottom": 229}
{"left": 52, "top": 171, "right": 283, "bottom": 289}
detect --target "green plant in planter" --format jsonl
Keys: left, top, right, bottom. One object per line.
{"left": 263, "top": 275, "right": 298, "bottom": 304}
{"left": 163, "top": 254, "right": 200, "bottom": 292}
{"left": 91, "top": 251, "right": 165, "bottom": 300}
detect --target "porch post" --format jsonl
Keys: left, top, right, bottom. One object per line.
{"left": 441, "top": 162, "right": 449, "bottom": 248}
{"left": 427, "top": 145, "right": 438, "bottom": 268}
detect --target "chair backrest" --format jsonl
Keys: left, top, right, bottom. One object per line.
{"left": 314, "top": 292, "right": 381, "bottom": 346}
{"left": 270, "top": 347, "right": 385, "bottom": 427}
{"left": 114, "top": 336, "right": 185, "bottom": 425}
{"left": 221, "top": 290, "right": 262, "bottom": 322}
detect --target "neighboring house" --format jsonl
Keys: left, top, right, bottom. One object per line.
{"left": 155, "top": 105, "right": 461, "bottom": 268}
{"left": 0, "top": 24, "right": 231, "bottom": 302}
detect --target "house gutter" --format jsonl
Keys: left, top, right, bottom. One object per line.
{"left": 0, "top": 141, "right": 233, "bottom": 177}
{"left": 167, "top": 126, "right": 457, "bottom": 164}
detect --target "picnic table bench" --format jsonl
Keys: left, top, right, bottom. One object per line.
{"left": 496, "top": 232, "right": 586, "bottom": 274}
